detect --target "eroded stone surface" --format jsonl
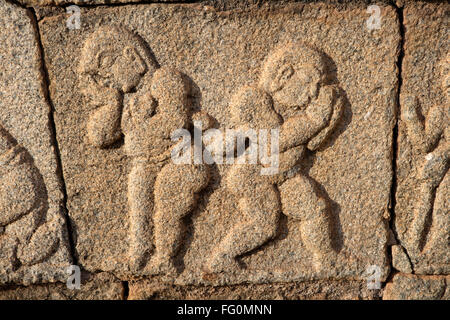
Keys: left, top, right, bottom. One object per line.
{"left": 17, "top": 0, "right": 394, "bottom": 8}
{"left": 0, "top": 272, "right": 123, "bottom": 300}
{"left": 395, "top": 1, "right": 449, "bottom": 275}
{"left": 383, "top": 273, "right": 449, "bottom": 300}
{"left": 129, "top": 278, "right": 378, "bottom": 300}
{"left": 0, "top": 0, "right": 72, "bottom": 285}
{"left": 19, "top": 0, "right": 162, "bottom": 5}
{"left": 18, "top": 0, "right": 184, "bottom": 6}
{"left": 39, "top": 2, "right": 399, "bottom": 284}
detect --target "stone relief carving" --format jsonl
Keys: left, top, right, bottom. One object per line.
{"left": 0, "top": 125, "right": 60, "bottom": 273}
{"left": 79, "top": 26, "right": 211, "bottom": 274}
{"left": 78, "top": 26, "right": 348, "bottom": 276}
{"left": 205, "top": 43, "right": 345, "bottom": 274}
{"left": 402, "top": 53, "right": 449, "bottom": 255}
{"left": 79, "top": 35, "right": 347, "bottom": 275}
{"left": 34, "top": 1, "right": 401, "bottom": 285}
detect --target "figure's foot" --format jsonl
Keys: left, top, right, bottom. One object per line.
{"left": 311, "top": 252, "right": 337, "bottom": 273}
{"left": 145, "top": 256, "right": 177, "bottom": 276}
{"left": 17, "top": 222, "right": 60, "bottom": 266}
{"left": 402, "top": 95, "right": 419, "bottom": 121}
{"left": 420, "top": 152, "right": 447, "bottom": 183}
{"left": 0, "top": 237, "right": 19, "bottom": 273}
{"left": 0, "top": 249, "right": 16, "bottom": 274}
{"left": 129, "top": 254, "right": 147, "bottom": 272}
{"left": 203, "top": 254, "right": 241, "bottom": 274}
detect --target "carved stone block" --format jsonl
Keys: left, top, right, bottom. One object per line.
{"left": 39, "top": 2, "right": 399, "bottom": 284}
{"left": 0, "top": 0, "right": 72, "bottom": 285}
{"left": 128, "top": 278, "right": 377, "bottom": 300}
{"left": 396, "top": 1, "right": 449, "bottom": 275}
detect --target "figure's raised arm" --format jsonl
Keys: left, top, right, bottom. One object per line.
{"left": 122, "top": 81, "right": 156, "bottom": 132}
{"left": 307, "top": 86, "right": 344, "bottom": 151}
{"left": 402, "top": 95, "right": 446, "bottom": 154}
{"left": 191, "top": 110, "right": 215, "bottom": 131}
{"left": 85, "top": 87, "right": 123, "bottom": 149}
{"left": 0, "top": 134, "right": 38, "bottom": 226}
{"left": 148, "top": 67, "right": 191, "bottom": 138}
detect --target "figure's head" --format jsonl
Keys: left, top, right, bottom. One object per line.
{"left": 259, "top": 42, "right": 328, "bottom": 109}
{"left": 79, "top": 26, "right": 157, "bottom": 94}
{"left": 441, "top": 52, "right": 450, "bottom": 102}
{"left": 229, "top": 86, "right": 282, "bottom": 129}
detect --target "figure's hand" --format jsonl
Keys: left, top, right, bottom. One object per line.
{"left": 306, "top": 85, "right": 335, "bottom": 128}
{"left": 192, "top": 110, "right": 215, "bottom": 131}
{"left": 402, "top": 95, "right": 419, "bottom": 121}
{"left": 306, "top": 85, "right": 343, "bottom": 151}
{"left": 81, "top": 77, "right": 120, "bottom": 110}
{"left": 128, "top": 91, "right": 157, "bottom": 123}
{"left": 150, "top": 67, "right": 188, "bottom": 105}
{"left": 87, "top": 102, "right": 122, "bottom": 148}
{"left": 279, "top": 86, "right": 338, "bottom": 153}
{"left": 278, "top": 145, "right": 305, "bottom": 173}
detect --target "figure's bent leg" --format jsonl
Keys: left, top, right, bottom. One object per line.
{"left": 0, "top": 235, "right": 17, "bottom": 273}
{"left": 16, "top": 211, "right": 62, "bottom": 266}
{"left": 206, "top": 185, "right": 280, "bottom": 273}
{"left": 423, "top": 171, "right": 449, "bottom": 259}
{"left": 279, "top": 174, "right": 336, "bottom": 270}
{"left": 150, "top": 162, "right": 209, "bottom": 273}
{"left": 1, "top": 156, "right": 53, "bottom": 268}
{"left": 408, "top": 147, "right": 449, "bottom": 253}
{"left": 150, "top": 208, "right": 184, "bottom": 274}
{"left": 128, "top": 159, "right": 156, "bottom": 271}
{"left": 408, "top": 181, "right": 435, "bottom": 254}
{"left": 298, "top": 205, "right": 336, "bottom": 270}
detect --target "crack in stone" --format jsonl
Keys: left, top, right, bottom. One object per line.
{"left": 122, "top": 281, "right": 130, "bottom": 300}
{"left": 25, "top": 4, "right": 80, "bottom": 268}
{"left": 386, "top": 1, "right": 415, "bottom": 279}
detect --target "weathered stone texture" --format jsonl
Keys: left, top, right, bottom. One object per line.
{"left": 0, "top": 0, "right": 447, "bottom": 300}
{"left": 16, "top": 0, "right": 390, "bottom": 8}
{"left": 129, "top": 278, "right": 378, "bottom": 300}
{"left": 0, "top": 272, "right": 123, "bottom": 300}
{"left": 19, "top": 0, "right": 160, "bottom": 6}
{"left": 383, "top": 273, "right": 449, "bottom": 300}
{"left": 391, "top": 245, "right": 412, "bottom": 274}
{"left": 38, "top": 2, "right": 399, "bottom": 285}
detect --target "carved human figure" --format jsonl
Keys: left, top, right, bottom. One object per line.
{"left": 205, "top": 43, "right": 344, "bottom": 273}
{"left": 79, "top": 26, "right": 211, "bottom": 273}
{"left": 265, "top": 44, "right": 344, "bottom": 270}
{"left": 0, "top": 126, "right": 60, "bottom": 272}
{"left": 402, "top": 53, "right": 449, "bottom": 254}
{"left": 205, "top": 87, "right": 283, "bottom": 273}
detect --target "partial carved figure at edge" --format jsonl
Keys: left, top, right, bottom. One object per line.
{"left": 0, "top": 126, "right": 60, "bottom": 273}
{"left": 402, "top": 52, "right": 449, "bottom": 255}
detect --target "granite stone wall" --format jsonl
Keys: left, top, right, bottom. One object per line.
{"left": 0, "top": 0, "right": 448, "bottom": 300}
